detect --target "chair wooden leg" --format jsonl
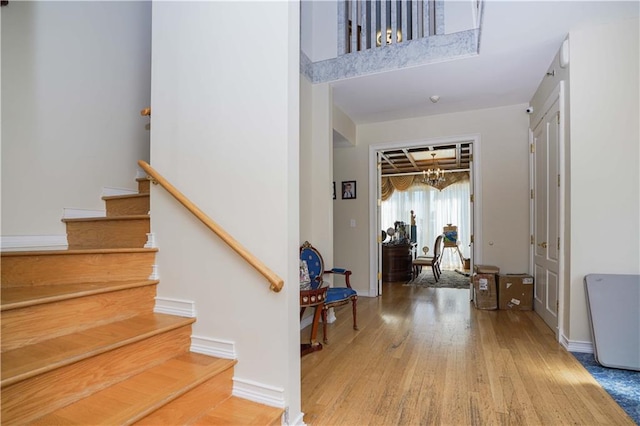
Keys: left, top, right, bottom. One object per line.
{"left": 321, "top": 307, "right": 329, "bottom": 344}
{"left": 351, "top": 298, "right": 358, "bottom": 330}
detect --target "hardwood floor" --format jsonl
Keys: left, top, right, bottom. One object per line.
{"left": 301, "top": 283, "right": 633, "bottom": 425}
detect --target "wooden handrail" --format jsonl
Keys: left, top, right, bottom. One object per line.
{"left": 138, "top": 160, "right": 284, "bottom": 293}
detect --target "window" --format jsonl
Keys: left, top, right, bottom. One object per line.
{"left": 382, "top": 180, "right": 470, "bottom": 269}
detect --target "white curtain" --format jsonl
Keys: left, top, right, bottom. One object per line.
{"left": 381, "top": 181, "right": 470, "bottom": 270}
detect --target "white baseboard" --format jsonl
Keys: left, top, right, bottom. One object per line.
{"left": 326, "top": 308, "right": 336, "bottom": 323}
{"left": 300, "top": 308, "right": 336, "bottom": 331}
{"left": 300, "top": 314, "right": 314, "bottom": 330}
{"left": 154, "top": 297, "right": 196, "bottom": 318}
{"left": 289, "top": 411, "right": 306, "bottom": 426}
{"left": 190, "top": 337, "right": 284, "bottom": 411}
{"left": 190, "top": 335, "right": 236, "bottom": 359}
{"left": 148, "top": 264, "right": 159, "bottom": 280}
{"left": 560, "top": 333, "right": 593, "bottom": 353}
{"left": 233, "top": 377, "right": 285, "bottom": 409}
{"left": 1, "top": 235, "right": 68, "bottom": 250}
{"left": 102, "top": 186, "right": 138, "bottom": 197}
{"left": 62, "top": 208, "right": 106, "bottom": 219}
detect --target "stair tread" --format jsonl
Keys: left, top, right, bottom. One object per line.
{"left": 1, "top": 280, "right": 159, "bottom": 311}
{"left": 1, "top": 313, "right": 194, "bottom": 388}
{"left": 102, "top": 193, "right": 149, "bottom": 201}
{"left": 1, "top": 247, "right": 158, "bottom": 257}
{"left": 62, "top": 214, "right": 149, "bottom": 223}
{"left": 30, "top": 352, "right": 237, "bottom": 425}
{"left": 195, "top": 396, "right": 283, "bottom": 425}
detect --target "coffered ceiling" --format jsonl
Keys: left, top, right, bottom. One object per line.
{"left": 380, "top": 143, "right": 471, "bottom": 176}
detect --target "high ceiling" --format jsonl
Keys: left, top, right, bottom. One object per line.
{"left": 331, "top": 1, "right": 639, "bottom": 125}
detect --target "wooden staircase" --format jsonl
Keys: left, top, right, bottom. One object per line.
{"left": 1, "top": 176, "right": 283, "bottom": 425}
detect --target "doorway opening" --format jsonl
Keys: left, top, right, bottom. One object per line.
{"left": 368, "top": 135, "right": 482, "bottom": 296}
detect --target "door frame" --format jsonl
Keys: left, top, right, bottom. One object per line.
{"left": 368, "top": 134, "right": 483, "bottom": 296}
{"left": 529, "top": 81, "right": 566, "bottom": 342}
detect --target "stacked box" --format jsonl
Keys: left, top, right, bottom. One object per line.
{"left": 498, "top": 274, "right": 534, "bottom": 310}
{"left": 472, "top": 265, "right": 500, "bottom": 310}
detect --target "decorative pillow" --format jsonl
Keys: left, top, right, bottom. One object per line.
{"left": 300, "top": 260, "right": 311, "bottom": 290}
{"left": 301, "top": 248, "right": 323, "bottom": 281}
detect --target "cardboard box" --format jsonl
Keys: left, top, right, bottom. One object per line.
{"left": 472, "top": 265, "right": 500, "bottom": 310}
{"left": 498, "top": 274, "right": 534, "bottom": 310}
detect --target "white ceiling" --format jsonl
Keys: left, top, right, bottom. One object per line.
{"left": 331, "top": 1, "right": 639, "bottom": 125}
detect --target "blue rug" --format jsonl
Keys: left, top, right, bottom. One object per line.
{"left": 572, "top": 352, "right": 640, "bottom": 424}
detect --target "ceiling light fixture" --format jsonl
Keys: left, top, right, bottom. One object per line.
{"left": 429, "top": 95, "right": 440, "bottom": 103}
{"left": 422, "top": 152, "right": 446, "bottom": 187}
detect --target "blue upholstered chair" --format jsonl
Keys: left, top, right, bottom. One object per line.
{"left": 300, "top": 241, "right": 358, "bottom": 344}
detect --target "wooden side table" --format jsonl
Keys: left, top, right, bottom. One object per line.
{"left": 300, "top": 286, "right": 327, "bottom": 356}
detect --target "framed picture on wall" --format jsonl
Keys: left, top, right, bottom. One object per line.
{"left": 342, "top": 180, "right": 356, "bottom": 199}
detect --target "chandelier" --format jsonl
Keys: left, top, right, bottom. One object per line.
{"left": 422, "top": 153, "right": 445, "bottom": 186}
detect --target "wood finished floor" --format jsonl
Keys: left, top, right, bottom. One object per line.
{"left": 301, "top": 282, "right": 633, "bottom": 425}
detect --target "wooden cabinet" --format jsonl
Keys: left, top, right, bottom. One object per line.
{"left": 382, "top": 242, "right": 415, "bottom": 282}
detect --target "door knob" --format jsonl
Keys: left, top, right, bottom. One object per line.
{"left": 538, "top": 242, "right": 548, "bottom": 248}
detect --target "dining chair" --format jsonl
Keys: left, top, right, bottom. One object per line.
{"left": 412, "top": 234, "right": 444, "bottom": 281}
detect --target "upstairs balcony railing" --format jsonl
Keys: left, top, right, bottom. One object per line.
{"left": 339, "top": 0, "right": 481, "bottom": 55}
{"left": 304, "top": 0, "right": 482, "bottom": 83}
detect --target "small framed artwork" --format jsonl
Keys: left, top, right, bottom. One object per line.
{"left": 342, "top": 180, "right": 356, "bottom": 199}
{"left": 333, "top": 182, "right": 336, "bottom": 200}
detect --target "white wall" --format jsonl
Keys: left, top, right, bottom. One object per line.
{"left": 1, "top": 1, "right": 151, "bottom": 238}
{"left": 444, "top": 0, "right": 479, "bottom": 34}
{"left": 566, "top": 17, "right": 639, "bottom": 343}
{"left": 300, "top": 80, "right": 334, "bottom": 264}
{"left": 334, "top": 104, "right": 531, "bottom": 295}
{"left": 300, "top": 78, "right": 334, "bottom": 327}
{"left": 333, "top": 105, "right": 356, "bottom": 146}
{"left": 300, "top": 0, "right": 338, "bottom": 62}
{"left": 300, "top": 77, "right": 314, "bottom": 241}
{"left": 150, "top": 1, "right": 301, "bottom": 419}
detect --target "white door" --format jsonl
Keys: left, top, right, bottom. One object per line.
{"left": 376, "top": 153, "right": 383, "bottom": 295}
{"left": 532, "top": 90, "right": 562, "bottom": 334}
{"left": 468, "top": 143, "right": 475, "bottom": 299}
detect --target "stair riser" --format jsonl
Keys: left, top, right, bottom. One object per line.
{"left": 66, "top": 219, "right": 149, "bottom": 249}
{"left": 137, "top": 179, "right": 150, "bottom": 194}
{"left": 0, "top": 171, "right": 277, "bottom": 425}
{"left": 1, "top": 251, "right": 156, "bottom": 287}
{"left": 1, "top": 285, "right": 157, "bottom": 352}
{"left": 1, "top": 325, "right": 193, "bottom": 425}
{"left": 105, "top": 196, "right": 150, "bottom": 217}
{"left": 135, "top": 368, "right": 234, "bottom": 425}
